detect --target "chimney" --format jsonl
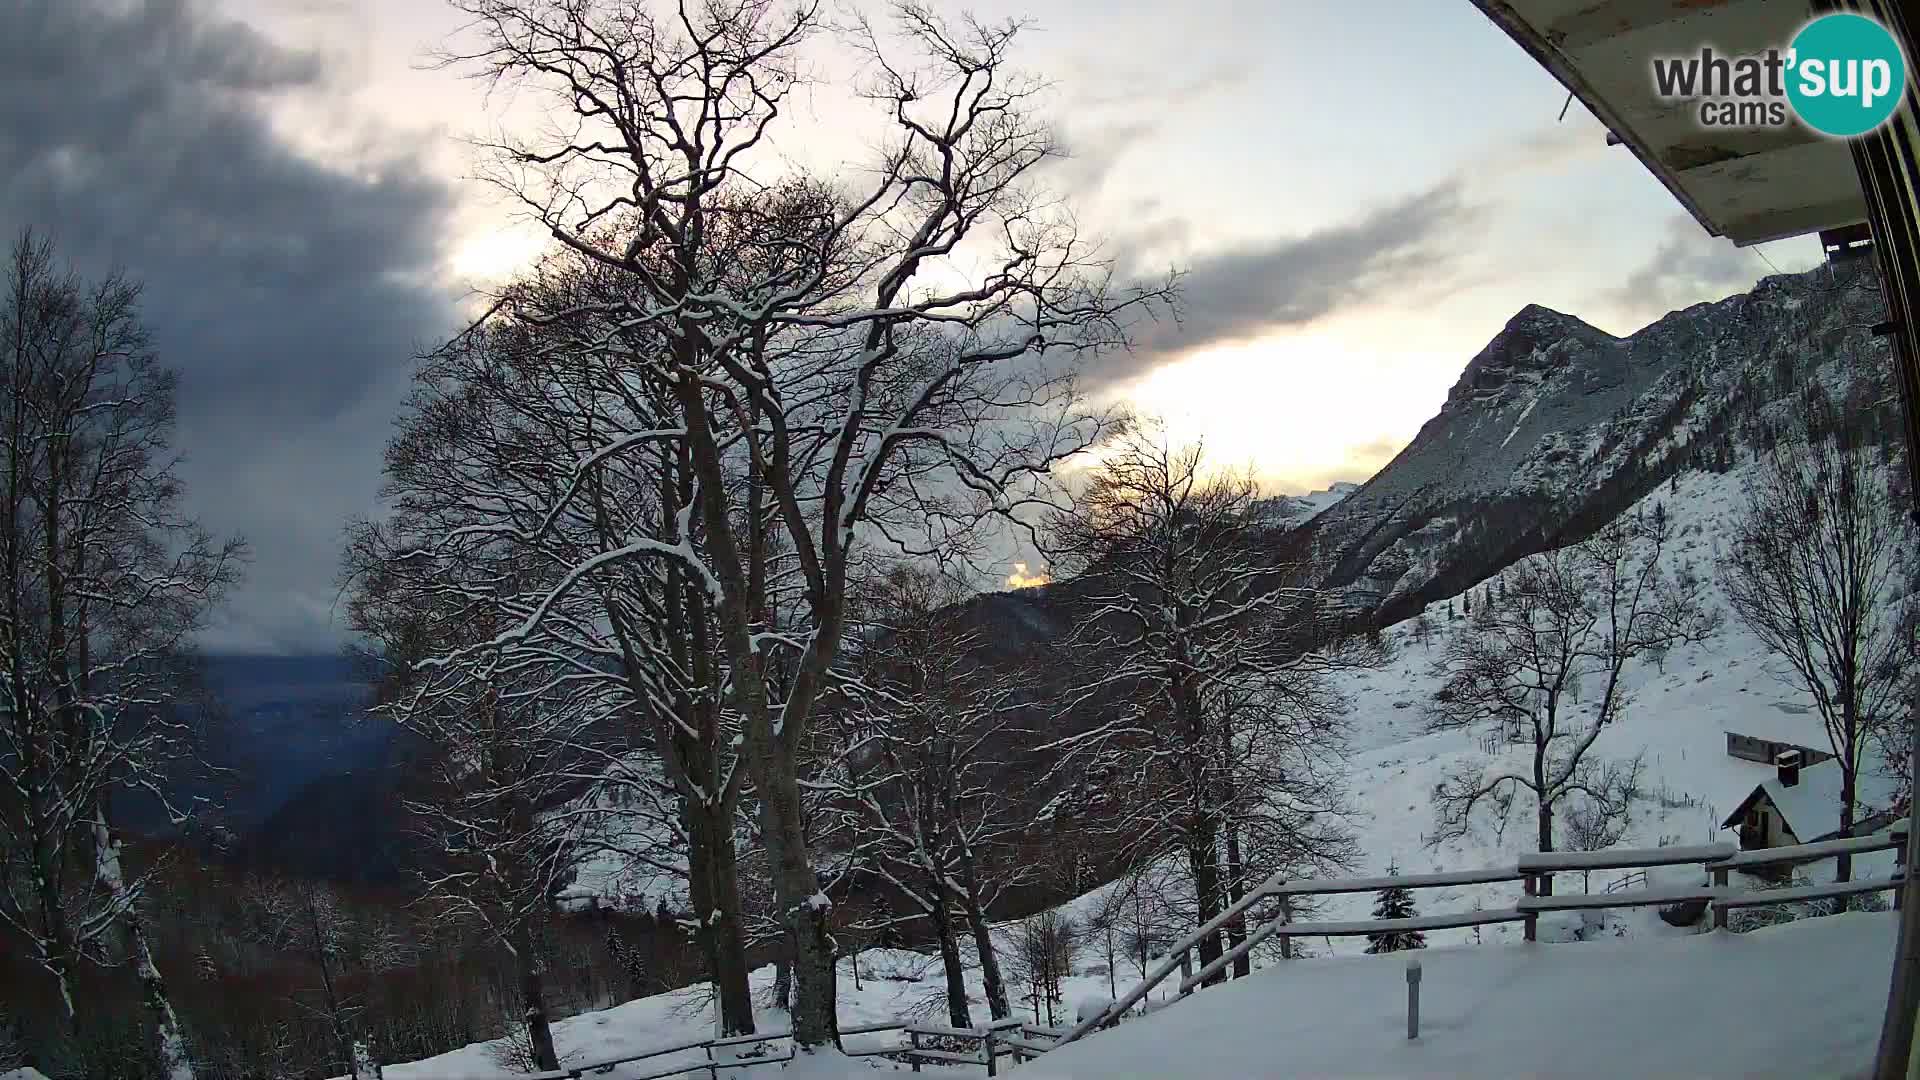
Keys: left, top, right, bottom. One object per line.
{"left": 1777, "top": 749, "right": 1803, "bottom": 788}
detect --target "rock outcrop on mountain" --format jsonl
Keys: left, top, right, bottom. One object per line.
{"left": 1299, "top": 257, "right": 1897, "bottom": 624}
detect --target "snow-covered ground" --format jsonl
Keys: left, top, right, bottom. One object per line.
{"left": 363, "top": 912, "right": 1901, "bottom": 1080}
{"left": 351, "top": 944, "right": 1106, "bottom": 1079}
{"left": 368, "top": 461, "right": 1912, "bottom": 1078}
{"left": 1301, "top": 460, "right": 1904, "bottom": 951}
{"left": 1023, "top": 911, "right": 1898, "bottom": 1080}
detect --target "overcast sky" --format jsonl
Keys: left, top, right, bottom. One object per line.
{"left": 0, "top": 0, "right": 1823, "bottom": 654}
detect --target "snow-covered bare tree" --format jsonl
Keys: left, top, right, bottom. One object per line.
{"left": 342, "top": 565, "right": 611, "bottom": 1073}
{"left": 1040, "top": 423, "right": 1362, "bottom": 986}
{"left": 1008, "top": 909, "right": 1077, "bottom": 1027}
{"left": 434, "top": 0, "right": 1172, "bottom": 1048}
{"left": 823, "top": 563, "right": 1032, "bottom": 1025}
{"left": 0, "top": 229, "right": 243, "bottom": 1080}
{"left": 238, "top": 875, "right": 413, "bottom": 1079}
{"left": 344, "top": 249, "right": 767, "bottom": 1034}
{"left": 1720, "top": 403, "right": 1915, "bottom": 884}
{"left": 1427, "top": 510, "right": 1712, "bottom": 889}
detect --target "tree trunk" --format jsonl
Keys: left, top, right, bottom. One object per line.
{"left": 955, "top": 848, "right": 1010, "bottom": 1020}
{"left": 1840, "top": 764, "right": 1859, "bottom": 888}
{"left": 93, "top": 817, "right": 194, "bottom": 1080}
{"left": 1535, "top": 798, "right": 1556, "bottom": 897}
{"left": 511, "top": 922, "right": 560, "bottom": 1072}
{"left": 930, "top": 890, "right": 971, "bottom": 1029}
{"left": 1187, "top": 830, "right": 1225, "bottom": 985}
{"left": 1223, "top": 819, "right": 1249, "bottom": 978}
{"left": 749, "top": 740, "right": 839, "bottom": 1048}
{"left": 686, "top": 802, "right": 756, "bottom": 1035}
{"left": 27, "top": 786, "right": 76, "bottom": 1024}
{"left": 133, "top": 914, "right": 194, "bottom": 1080}
{"left": 672, "top": 367, "right": 837, "bottom": 1050}
{"left": 1534, "top": 746, "right": 1556, "bottom": 897}
{"left": 771, "top": 949, "right": 792, "bottom": 1013}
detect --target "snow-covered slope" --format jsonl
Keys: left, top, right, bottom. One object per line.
{"left": 1251, "top": 481, "right": 1359, "bottom": 528}
{"left": 1025, "top": 911, "right": 1896, "bottom": 1080}
{"left": 1306, "top": 258, "right": 1892, "bottom": 622}
{"left": 1284, "top": 457, "right": 1904, "bottom": 951}
{"left": 363, "top": 910, "right": 1902, "bottom": 1079}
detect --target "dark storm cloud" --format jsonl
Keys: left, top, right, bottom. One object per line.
{"left": 0, "top": 0, "right": 460, "bottom": 654}
{"left": 1089, "top": 178, "right": 1484, "bottom": 393}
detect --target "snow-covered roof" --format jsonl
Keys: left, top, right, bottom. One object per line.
{"left": 1, "top": 1068, "right": 51, "bottom": 1080}
{"left": 1723, "top": 710, "right": 1832, "bottom": 750}
{"left": 1730, "top": 758, "right": 1902, "bottom": 843}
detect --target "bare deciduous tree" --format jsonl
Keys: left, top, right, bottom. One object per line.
{"left": 0, "top": 229, "right": 243, "bottom": 1080}
{"left": 1427, "top": 511, "right": 1710, "bottom": 889}
{"left": 1041, "top": 423, "right": 1362, "bottom": 985}
{"left": 824, "top": 564, "right": 1032, "bottom": 1026}
{"left": 239, "top": 876, "right": 413, "bottom": 1078}
{"left": 343, "top": 572, "right": 605, "bottom": 1073}
{"left": 1008, "top": 910, "right": 1077, "bottom": 1027}
{"left": 434, "top": 0, "right": 1172, "bottom": 1047}
{"left": 1720, "top": 407, "right": 1914, "bottom": 884}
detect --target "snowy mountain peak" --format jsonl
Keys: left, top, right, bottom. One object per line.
{"left": 1307, "top": 258, "right": 1893, "bottom": 622}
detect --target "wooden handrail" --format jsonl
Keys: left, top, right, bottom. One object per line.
{"left": 1047, "top": 823, "right": 1912, "bottom": 1058}
{"left": 1052, "top": 863, "right": 1296, "bottom": 1048}
{"left": 1266, "top": 865, "right": 1525, "bottom": 896}
{"left": 1519, "top": 842, "right": 1738, "bottom": 872}
{"left": 1711, "top": 829, "right": 1908, "bottom": 871}
{"left": 360, "top": 824, "right": 1915, "bottom": 1079}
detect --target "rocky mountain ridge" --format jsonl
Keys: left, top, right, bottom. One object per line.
{"left": 1299, "top": 257, "right": 1897, "bottom": 623}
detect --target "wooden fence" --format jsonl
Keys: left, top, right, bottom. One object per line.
{"left": 1053, "top": 820, "right": 1912, "bottom": 1050}
{"left": 505, "top": 1014, "right": 1041, "bottom": 1079}
{"left": 371, "top": 822, "right": 1910, "bottom": 1078}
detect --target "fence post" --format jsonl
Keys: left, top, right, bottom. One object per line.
{"left": 1712, "top": 866, "right": 1730, "bottom": 929}
{"left": 1522, "top": 872, "right": 1537, "bottom": 942}
{"left": 983, "top": 1026, "right": 997, "bottom": 1077}
{"left": 909, "top": 1029, "right": 921, "bottom": 1073}
{"left": 1178, "top": 948, "right": 1193, "bottom": 996}
{"left": 704, "top": 1042, "right": 718, "bottom": 1080}
{"left": 1898, "top": 830, "right": 1909, "bottom": 912}
{"left": 1279, "top": 895, "right": 1295, "bottom": 960}
{"left": 1405, "top": 957, "right": 1422, "bottom": 1040}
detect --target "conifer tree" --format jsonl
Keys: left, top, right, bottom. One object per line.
{"left": 1364, "top": 863, "right": 1427, "bottom": 955}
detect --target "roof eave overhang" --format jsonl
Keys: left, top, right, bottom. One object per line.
{"left": 1469, "top": 0, "right": 1871, "bottom": 247}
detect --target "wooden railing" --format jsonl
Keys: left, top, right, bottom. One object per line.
{"left": 354, "top": 823, "right": 1912, "bottom": 1077}
{"left": 498, "top": 1013, "right": 1030, "bottom": 1080}
{"left": 1052, "top": 820, "right": 1911, "bottom": 1052}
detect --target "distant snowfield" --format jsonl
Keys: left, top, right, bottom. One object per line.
{"left": 1023, "top": 912, "right": 1896, "bottom": 1080}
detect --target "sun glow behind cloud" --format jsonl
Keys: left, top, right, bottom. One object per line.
{"left": 1116, "top": 322, "right": 1457, "bottom": 494}
{"left": 1006, "top": 562, "right": 1051, "bottom": 589}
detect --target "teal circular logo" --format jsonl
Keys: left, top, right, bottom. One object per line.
{"left": 1786, "top": 13, "right": 1907, "bottom": 137}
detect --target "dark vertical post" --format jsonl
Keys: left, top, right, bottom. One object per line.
{"left": 1847, "top": 14, "right": 1920, "bottom": 1074}
{"left": 1405, "top": 957, "right": 1422, "bottom": 1040}
{"left": 1875, "top": 692, "right": 1920, "bottom": 1080}
{"left": 1712, "top": 866, "right": 1730, "bottom": 930}
{"left": 1523, "top": 873, "right": 1537, "bottom": 943}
